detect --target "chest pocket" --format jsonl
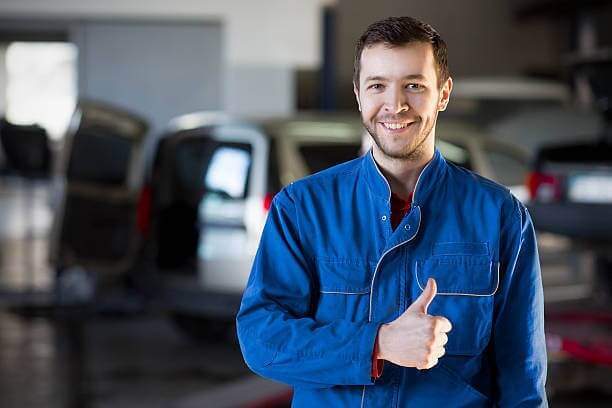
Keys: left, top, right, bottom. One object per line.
{"left": 314, "top": 259, "right": 372, "bottom": 323}
{"left": 414, "top": 243, "right": 499, "bottom": 356}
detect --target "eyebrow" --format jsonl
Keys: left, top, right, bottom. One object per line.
{"left": 364, "top": 74, "right": 427, "bottom": 82}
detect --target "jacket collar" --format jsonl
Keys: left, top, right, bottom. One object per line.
{"left": 362, "top": 147, "right": 447, "bottom": 207}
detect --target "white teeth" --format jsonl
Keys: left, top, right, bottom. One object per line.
{"left": 383, "top": 122, "right": 408, "bottom": 130}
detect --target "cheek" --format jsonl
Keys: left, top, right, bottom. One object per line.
{"left": 407, "top": 95, "right": 431, "bottom": 111}
{"left": 360, "top": 97, "right": 383, "bottom": 119}
{"left": 409, "top": 91, "right": 440, "bottom": 111}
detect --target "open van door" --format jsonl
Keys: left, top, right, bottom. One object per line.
{"left": 50, "top": 100, "right": 148, "bottom": 303}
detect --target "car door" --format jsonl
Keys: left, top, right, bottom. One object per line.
{"left": 196, "top": 124, "right": 268, "bottom": 294}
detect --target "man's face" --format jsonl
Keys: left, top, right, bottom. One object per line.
{"left": 354, "top": 42, "right": 452, "bottom": 161}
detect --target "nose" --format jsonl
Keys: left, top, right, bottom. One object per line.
{"left": 384, "top": 85, "right": 410, "bottom": 114}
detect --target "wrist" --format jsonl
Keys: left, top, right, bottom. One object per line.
{"left": 376, "top": 323, "right": 391, "bottom": 361}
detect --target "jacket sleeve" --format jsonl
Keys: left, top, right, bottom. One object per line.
{"left": 493, "top": 196, "right": 548, "bottom": 407}
{"left": 236, "top": 186, "right": 381, "bottom": 388}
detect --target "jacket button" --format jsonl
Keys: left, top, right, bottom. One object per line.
{"left": 381, "top": 215, "right": 387, "bottom": 221}
{"left": 404, "top": 224, "right": 411, "bottom": 230}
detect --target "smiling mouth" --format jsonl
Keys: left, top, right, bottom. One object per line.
{"left": 380, "top": 122, "right": 413, "bottom": 130}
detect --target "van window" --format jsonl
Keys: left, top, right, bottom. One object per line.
{"left": 67, "top": 127, "right": 132, "bottom": 185}
{"left": 205, "top": 146, "right": 251, "bottom": 199}
{"left": 174, "top": 140, "right": 252, "bottom": 200}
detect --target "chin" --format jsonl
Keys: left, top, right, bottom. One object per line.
{"left": 378, "top": 146, "right": 415, "bottom": 160}
{"left": 382, "top": 138, "right": 430, "bottom": 159}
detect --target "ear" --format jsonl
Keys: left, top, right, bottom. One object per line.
{"left": 438, "top": 76, "right": 453, "bottom": 112}
{"left": 353, "top": 83, "right": 362, "bottom": 112}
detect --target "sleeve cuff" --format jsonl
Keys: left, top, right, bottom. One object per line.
{"left": 371, "top": 332, "right": 384, "bottom": 379}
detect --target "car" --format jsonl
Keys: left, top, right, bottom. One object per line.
{"left": 132, "top": 113, "right": 365, "bottom": 334}
{"left": 447, "top": 76, "right": 602, "bottom": 159}
{"left": 526, "top": 53, "right": 612, "bottom": 299}
{"left": 49, "top": 100, "right": 149, "bottom": 304}
{"left": 527, "top": 142, "right": 612, "bottom": 242}
{"left": 526, "top": 139, "right": 612, "bottom": 298}
{"left": 131, "top": 112, "right": 530, "bottom": 339}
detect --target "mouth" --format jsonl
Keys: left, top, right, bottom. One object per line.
{"left": 379, "top": 121, "right": 415, "bottom": 131}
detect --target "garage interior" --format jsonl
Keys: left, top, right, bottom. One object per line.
{"left": 0, "top": 0, "right": 611, "bottom": 407}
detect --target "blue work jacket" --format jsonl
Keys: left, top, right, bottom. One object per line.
{"left": 237, "top": 149, "right": 547, "bottom": 407}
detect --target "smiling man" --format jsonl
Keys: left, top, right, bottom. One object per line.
{"left": 237, "top": 16, "right": 547, "bottom": 407}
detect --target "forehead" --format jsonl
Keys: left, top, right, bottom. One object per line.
{"left": 359, "top": 41, "right": 437, "bottom": 83}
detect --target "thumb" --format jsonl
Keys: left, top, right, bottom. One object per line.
{"left": 407, "top": 278, "right": 437, "bottom": 314}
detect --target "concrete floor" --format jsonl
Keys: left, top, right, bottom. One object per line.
{"left": 0, "top": 309, "right": 254, "bottom": 408}
{"left": 0, "top": 177, "right": 53, "bottom": 293}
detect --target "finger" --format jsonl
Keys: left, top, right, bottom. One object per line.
{"left": 407, "top": 278, "right": 437, "bottom": 314}
{"left": 434, "top": 332, "right": 448, "bottom": 347}
{"left": 434, "top": 346, "right": 446, "bottom": 359}
{"left": 434, "top": 316, "right": 452, "bottom": 333}
{"left": 423, "top": 356, "right": 439, "bottom": 370}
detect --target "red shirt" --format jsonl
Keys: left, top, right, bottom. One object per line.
{"left": 372, "top": 191, "right": 413, "bottom": 379}
{"left": 391, "top": 192, "right": 413, "bottom": 230}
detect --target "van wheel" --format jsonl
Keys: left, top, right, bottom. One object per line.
{"left": 169, "top": 313, "right": 235, "bottom": 344}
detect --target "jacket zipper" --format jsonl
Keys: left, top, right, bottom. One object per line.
{"left": 367, "top": 152, "right": 433, "bottom": 322}
{"left": 362, "top": 152, "right": 433, "bottom": 408}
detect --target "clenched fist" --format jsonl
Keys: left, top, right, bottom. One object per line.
{"left": 376, "top": 278, "right": 452, "bottom": 370}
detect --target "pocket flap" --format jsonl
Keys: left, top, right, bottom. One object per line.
{"left": 316, "top": 258, "right": 371, "bottom": 294}
{"left": 433, "top": 242, "right": 489, "bottom": 256}
{"left": 416, "top": 256, "right": 499, "bottom": 296}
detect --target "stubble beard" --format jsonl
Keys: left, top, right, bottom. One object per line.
{"left": 364, "top": 113, "right": 437, "bottom": 162}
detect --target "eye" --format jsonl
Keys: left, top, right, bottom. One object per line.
{"left": 367, "top": 83, "right": 384, "bottom": 91}
{"left": 406, "top": 83, "right": 424, "bottom": 91}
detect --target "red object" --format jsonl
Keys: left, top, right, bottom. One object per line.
{"left": 546, "top": 310, "right": 612, "bottom": 366}
{"left": 371, "top": 334, "right": 384, "bottom": 379}
{"left": 136, "top": 185, "right": 152, "bottom": 237}
{"left": 559, "top": 337, "right": 612, "bottom": 366}
{"left": 263, "top": 192, "right": 276, "bottom": 212}
{"left": 526, "top": 171, "right": 561, "bottom": 201}
{"left": 391, "top": 191, "right": 413, "bottom": 230}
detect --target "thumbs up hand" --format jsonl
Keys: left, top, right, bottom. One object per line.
{"left": 376, "top": 278, "right": 452, "bottom": 370}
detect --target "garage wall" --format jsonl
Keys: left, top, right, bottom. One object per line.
{"left": 224, "top": 65, "right": 294, "bottom": 117}
{"left": 73, "top": 21, "right": 222, "bottom": 135}
{"left": 0, "top": 0, "right": 336, "bottom": 117}
{"left": 0, "top": 0, "right": 329, "bottom": 66}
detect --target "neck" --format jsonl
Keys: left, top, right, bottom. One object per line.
{"left": 372, "top": 144, "right": 435, "bottom": 201}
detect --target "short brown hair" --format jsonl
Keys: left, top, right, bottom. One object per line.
{"left": 353, "top": 16, "right": 449, "bottom": 89}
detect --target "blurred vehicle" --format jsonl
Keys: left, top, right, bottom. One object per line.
{"left": 449, "top": 77, "right": 602, "bottom": 157}
{"left": 133, "top": 112, "right": 529, "bottom": 339}
{"left": 527, "top": 142, "right": 612, "bottom": 241}
{"left": 0, "top": 118, "right": 51, "bottom": 178}
{"left": 133, "top": 113, "right": 363, "bottom": 337}
{"left": 407, "top": 120, "right": 529, "bottom": 201}
{"left": 526, "top": 53, "right": 612, "bottom": 298}
{"left": 50, "top": 100, "right": 149, "bottom": 303}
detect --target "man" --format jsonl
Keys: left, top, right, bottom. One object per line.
{"left": 237, "top": 16, "right": 547, "bottom": 407}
